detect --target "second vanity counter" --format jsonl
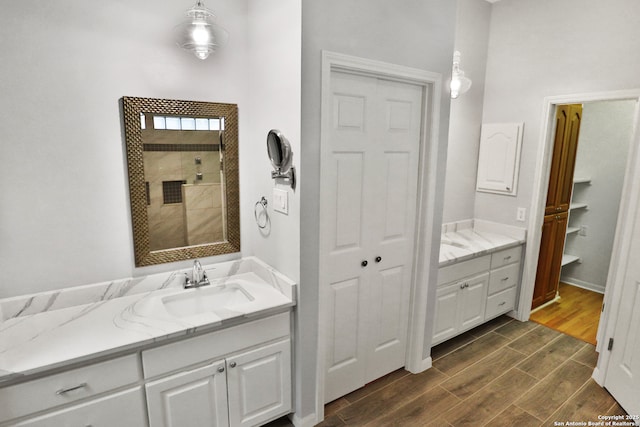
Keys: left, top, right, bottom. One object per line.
{"left": 439, "top": 219, "right": 527, "bottom": 267}
{"left": 0, "top": 256, "right": 296, "bottom": 386}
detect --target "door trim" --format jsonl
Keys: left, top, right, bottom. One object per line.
{"left": 316, "top": 51, "right": 443, "bottom": 421}
{"left": 517, "top": 89, "right": 640, "bottom": 384}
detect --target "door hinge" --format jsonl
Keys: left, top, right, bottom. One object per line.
{"left": 608, "top": 338, "right": 614, "bottom": 351}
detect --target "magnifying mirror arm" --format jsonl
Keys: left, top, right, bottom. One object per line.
{"left": 271, "top": 166, "right": 296, "bottom": 190}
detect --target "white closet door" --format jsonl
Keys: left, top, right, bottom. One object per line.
{"left": 604, "top": 200, "right": 640, "bottom": 415}
{"left": 321, "top": 71, "right": 423, "bottom": 402}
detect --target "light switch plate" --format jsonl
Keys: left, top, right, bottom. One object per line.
{"left": 273, "top": 188, "right": 288, "bottom": 215}
{"left": 517, "top": 207, "right": 526, "bottom": 222}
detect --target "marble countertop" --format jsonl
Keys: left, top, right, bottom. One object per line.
{"left": 439, "top": 219, "right": 527, "bottom": 267}
{"left": 0, "top": 257, "right": 296, "bottom": 385}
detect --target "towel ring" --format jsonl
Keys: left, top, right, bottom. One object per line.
{"left": 254, "top": 196, "right": 269, "bottom": 229}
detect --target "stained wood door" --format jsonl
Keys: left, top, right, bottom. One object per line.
{"left": 545, "top": 104, "right": 582, "bottom": 215}
{"left": 321, "top": 70, "right": 423, "bottom": 402}
{"left": 532, "top": 212, "right": 568, "bottom": 309}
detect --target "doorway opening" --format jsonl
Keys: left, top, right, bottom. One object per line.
{"left": 530, "top": 100, "right": 636, "bottom": 345}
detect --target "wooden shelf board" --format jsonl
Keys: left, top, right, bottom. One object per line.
{"left": 566, "top": 226, "right": 580, "bottom": 235}
{"left": 573, "top": 177, "right": 591, "bottom": 184}
{"left": 562, "top": 254, "right": 581, "bottom": 266}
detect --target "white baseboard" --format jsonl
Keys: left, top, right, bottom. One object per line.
{"left": 591, "top": 366, "right": 605, "bottom": 386}
{"left": 414, "top": 356, "right": 432, "bottom": 373}
{"left": 290, "top": 411, "right": 318, "bottom": 427}
{"left": 560, "top": 276, "right": 605, "bottom": 294}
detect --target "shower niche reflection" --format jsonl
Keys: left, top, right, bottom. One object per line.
{"left": 142, "top": 114, "right": 227, "bottom": 251}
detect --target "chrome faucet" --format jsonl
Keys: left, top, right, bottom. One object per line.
{"left": 184, "top": 259, "right": 210, "bottom": 288}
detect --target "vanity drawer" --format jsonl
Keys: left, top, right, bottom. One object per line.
{"left": 490, "top": 245, "right": 522, "bottom": 269}
{"left": 438, "top": 255, "right": 491, "bottom": 286}
{"left": 0, "top": 354, "right": 140, "bottom": 423}
{"left": 7, "top": 387, "right": 146, "bottom": 427}
{"left": 485, "top": 287, "right": 517, "bottom": 319}
{"left": 489, "top": 263, "right": 520, "bottom": 295}
{"left": 142, "top": 311, "right": 291, "bottom": 378}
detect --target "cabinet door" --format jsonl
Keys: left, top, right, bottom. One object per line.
{"left": 11, "top": 387, "right": 146, "bottom": 427}
{"left": 532, "top": 212, "right": 568, "bottom": 309}
{"left": 476, "top": 123, "right": 523, "bottom": 195}
{"left": 459, "top": 273, "right": 489, "bottom": 331}
{"left": 432, "top": 282, "right": 462, "bottom": 344}
{"left": 227, "top": 339, "right": 291, "bottom": 427}
{"left": 146, "top": 359, "right": 229, "bottom": 427}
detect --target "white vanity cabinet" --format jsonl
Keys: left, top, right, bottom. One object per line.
{"left": 142, "top": 312, "right": 292, "bottom": 427}
{"left": 146, "top": 359, "right": 230, "bottom": 427}
{"left": 0, "top": 312, "right": 293, "bottom": 427}
{"left": 0, "top": 355, "right": 146, "bottom": 427}
{"left": 7, "top": 387, "right": 147, "bottom": 427}
{"left": 433, "top": 256, "right": 491, "bottom": 344}
{"left": 433, "top": 245, "right": 523, "bottom": 346}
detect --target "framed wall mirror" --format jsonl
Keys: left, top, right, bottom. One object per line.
{"left": 121, "top": 96, "right": 240, "bottom": 267}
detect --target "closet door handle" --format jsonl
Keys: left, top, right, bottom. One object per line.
{"left": 375, "top": 256, "right": 382, "bottom": 263}
{"left": 361, "top": 260, "right": 368, "bottom": 267}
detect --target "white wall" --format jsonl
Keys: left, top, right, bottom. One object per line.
{"left": 301, "top": 0, "right": 456, "bottom": 420}
{"left": 0, "top": 0, "right": 298, "bottom": 301}
{"left": 442, "top": 0, "right": 492, "bottom": 223}
{"left": 246, "top": 0, "right": 301, "bottom": 283}
{"left": 476, "top": 0, "right": 640, "bottom": 227}
{"left": 561, "top": 100, "right": 636, "bottom": 292}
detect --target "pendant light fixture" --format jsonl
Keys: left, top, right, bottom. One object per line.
{"left": 176, "top": 1, "right": 229, "bottom": 60}
{"left": 450, "top": 51, "right": 472, "bottom": 99}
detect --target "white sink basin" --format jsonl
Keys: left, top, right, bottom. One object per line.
{"left": 161, "top": 283, "right": 255, "bottom": 317}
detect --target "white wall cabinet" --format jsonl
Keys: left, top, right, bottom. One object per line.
{"left": 433, "top": 246, "right": 523, "bottom": 346}
{"left": 476, "top": 123, "right": 524, "bottom": 196}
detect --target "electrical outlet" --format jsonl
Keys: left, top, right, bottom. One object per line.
{"left": 579, "top": 225, "right": 588, "bottom": 237}
{"left": 516, "top": 207, "right": 526, "bottom": 222}
{"left": 273, "top": 188, "right": 288, "bottom": 215}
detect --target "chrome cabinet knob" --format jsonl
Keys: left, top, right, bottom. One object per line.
{"left": 361, "top": 260, "right": 368, "bottom": 267}
{"left": 217, "top": 366, "right": 225, "bottom": 373}
{"left": 375, "top": 256, "right": 382, "bottom": 263}
{"left": 229, "top": 362, "right": 237, "bottom": 368}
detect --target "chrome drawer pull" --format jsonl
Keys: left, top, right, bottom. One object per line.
{"left": 501, "top": 277, "right": 509, "bottom": 282}
{"left": 498, "top": 301, "right": 507, "bottom": 306}
{"left": 504, "top": 255, "right": 512, "bottom": 261}
{"left": 56, "top": 383, "right": 88, "bottom": 395}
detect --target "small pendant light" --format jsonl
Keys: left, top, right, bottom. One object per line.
{"left": 176, "top": 1, "right": 229, "bottom": 60}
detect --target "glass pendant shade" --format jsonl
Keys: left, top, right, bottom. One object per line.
{"left": 176, "top": 1, "right": 228, "bottom": 60}
{"left": 450, "top": 51, "right": 472, "bottom": 99}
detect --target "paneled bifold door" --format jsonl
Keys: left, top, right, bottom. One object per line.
{"left": 321, "top": 70, "right": 424, "bottom": 403}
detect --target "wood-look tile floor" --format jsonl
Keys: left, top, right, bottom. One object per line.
{"left": 266, "top": 316, "right": 627, "bottom": 427}
{"left": 530, "top": 282, "right": 604, "bottom": 345}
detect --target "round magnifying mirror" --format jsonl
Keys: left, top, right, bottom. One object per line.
{"left": 267, "top": 129, "right": 292, "bottom": 173}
